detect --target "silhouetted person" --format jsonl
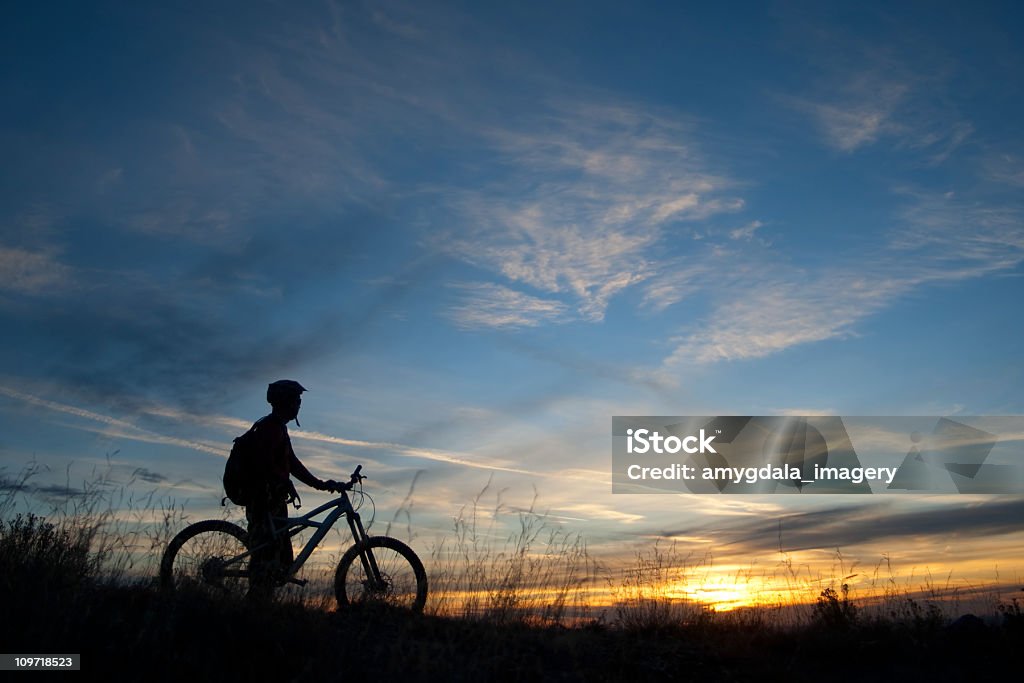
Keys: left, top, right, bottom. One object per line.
{"left": 246, "top": 380, "right": 338, "bottom": 600}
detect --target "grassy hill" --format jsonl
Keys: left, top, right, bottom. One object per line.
{"left": 3, "top": 511, "right": 1022, "bottom": 681}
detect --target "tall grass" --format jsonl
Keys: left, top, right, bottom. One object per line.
{"left": 609, "top": 541, "right": 710, "bottom": 629}
{"left": 427, "top": 481, "right": 599, "bottom": 624}
{"left": 2, "top": 461, "right": 1021, "bottom": 634}
{"left": 1, "top": 459, "right": 193, "bottom": 586}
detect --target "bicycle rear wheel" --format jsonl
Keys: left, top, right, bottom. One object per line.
{"left": 160, "top": 520, "right": 251, "bottom": 598}
{"left": 335, "top": 536, "right": 427, "bottom": 613}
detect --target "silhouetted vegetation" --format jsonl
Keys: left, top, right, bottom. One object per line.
{"left": 813, "top": 583, "right": 858, "bottom": 630}
{"left": 3, "top": 467, "right": 1023, "bottom": 681}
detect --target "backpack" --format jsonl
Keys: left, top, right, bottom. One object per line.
{"left": 222, "top": 420, "right": 266, "bottom": 506}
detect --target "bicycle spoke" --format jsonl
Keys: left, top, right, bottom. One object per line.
{"left": 165, "top": 526, "right": 250, "bottom": 598}
{"left": 336, "top": 537, "right": 427, "bottom": 611}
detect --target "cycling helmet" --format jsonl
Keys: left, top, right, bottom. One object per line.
{"left": 267, "top": 379, "right": 307, "bottom": 406}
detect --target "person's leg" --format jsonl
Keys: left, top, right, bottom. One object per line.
{"left": 246, "top": 504, "right": 277, "bottom": 600}
{"left": 271, "top": 500, "right": 294, "bottom": 585}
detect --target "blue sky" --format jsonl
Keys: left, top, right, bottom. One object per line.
{"left": 2, "top": 1, "right": 1023, "bottom": 604}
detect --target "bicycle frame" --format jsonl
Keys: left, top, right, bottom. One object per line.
{"left": 221, "top": 488, "right": 380, "bottom": 587}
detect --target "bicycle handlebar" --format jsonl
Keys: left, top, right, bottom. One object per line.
{"left": 326, "top": 465, "right": 366, "bottom": 493}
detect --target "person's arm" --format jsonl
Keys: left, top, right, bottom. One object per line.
{"left": 288, "top": 444, "right": 327, "bottom": 490}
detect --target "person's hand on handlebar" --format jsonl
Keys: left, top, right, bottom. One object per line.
{"left": 317, "top": 467, "right": 365, "bottom": 493}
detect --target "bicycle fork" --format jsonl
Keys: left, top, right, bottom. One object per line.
{"left": 346, "top": 510, "right": 386, "bottom": 592}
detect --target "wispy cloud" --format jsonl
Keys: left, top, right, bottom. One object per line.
{"left": 639, "top": 259, "right": 718, "bottom": 313}
{"left": 780, "top": 54, "right": 971, "bottom": 160}
{"left": 662, "top": 272, "right": 903, "bottom": 366}
{"left": 447, "top": 282, "right": 568, "bottom": 330}
{"left": 0, "top": 384, "right": 227, "bottom": 457}
{"left": 785, "top": 80, "right": 907, "bottom": 152}
{"left": 552, "top": 503, "right": 646, "bottom": 524}
{"left": 0, "top": 384, "right": 554, "bottom": 479}
{"left": 441, "top": 100, "right": 744, "bottom": 322}
{"left": 729, "top": 220, "right": 764, "bottom": 242}
{"left": 739, "top": 499, "right": 1024, "bottom": 556}
{"left": 891, "top": 188, "right": 1024, "bottom": 270}
{"left": 0, "top": 477, "right": 86, "bottom": 500}
{"left": 0, "top": 246, "right": 72, "bottom": 295}
{"left": 653, "top": 186, "right": 1023, "bottom": 370}
{"left": 291, "top": 428, "right": 543, "bottom": 477}
{"left": 983, "top": 152, "right": 1024, "bottom": 188}
{"left": 645, "top": 497, "right": 1024, "bottom": 566}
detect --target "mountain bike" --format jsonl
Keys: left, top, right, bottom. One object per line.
{"left": 160, "top": 465, "right": 428, "bottom": 612}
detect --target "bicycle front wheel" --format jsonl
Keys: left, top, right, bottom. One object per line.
{"left": 160, "top": 520, "right": 251, "bottom": 598}
{"left": 335, "top": 536, "right": 427, "bottom": 613}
